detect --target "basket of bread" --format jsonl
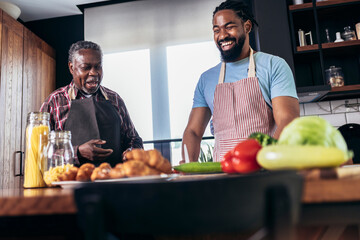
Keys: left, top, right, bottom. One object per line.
{"left": 44, "top": 149, "right": 172, "bottom": 186}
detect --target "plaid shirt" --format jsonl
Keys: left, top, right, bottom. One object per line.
{"left": 40, "top": 81, "right": 143, "bottom": 164}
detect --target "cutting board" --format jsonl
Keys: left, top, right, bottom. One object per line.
{"left": 299, "top": 164, "right": 360, "bottom": 181}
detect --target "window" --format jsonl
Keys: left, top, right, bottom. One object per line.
{"left": 85, "top": 0, "right": 221, "bottom": 162}
{"left": 167, "top": 41, "right": 219, "bottom": 165}
{"left": 167, "top": 41, "right": 219, "bottom": 139}
{"left": 102, "top": 50, "right": 153, "bottom": 142}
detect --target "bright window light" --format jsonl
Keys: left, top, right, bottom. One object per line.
{"left": 167, "top": 41, "right": 220, "bottom": 139}
{"left": 102, "top": 49, "right": 153, "bottom": 141}
{"left": 167, "top": 41, "right": 219, "bottom": 165}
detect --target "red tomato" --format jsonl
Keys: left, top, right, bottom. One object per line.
{"left": 231, "top": 139, "right": 262, "bottom": 173}
{"left": 220, "top": 151, "right": 237, "bottom": 173}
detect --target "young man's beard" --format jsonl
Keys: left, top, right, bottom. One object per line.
{"left": 219, "top": 35, "right": 246, "bottom": 62}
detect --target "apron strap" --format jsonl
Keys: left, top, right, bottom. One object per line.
{"left": 68, "top": 85, "right": 76, "bottom": 100}
{"left": 218, "top": 62, "right": 226, "bottom": 84}
{"left": 248, "top": 48, "right": 256, "bottom": 78}
{"left": 68, "top": 84, "right": 109, "bottom": 101}
{"left": 218, "top": 47, "right": 256, "bottom": 84}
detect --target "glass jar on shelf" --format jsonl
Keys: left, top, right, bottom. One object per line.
{"left": 342, "top": 26, "right": 356, "bottom": 41}
{"left": 325, "top": 66, "right": 345, "bottom": 88}
{"left": 23, "top": 112, "right": 50, "bottom": 188}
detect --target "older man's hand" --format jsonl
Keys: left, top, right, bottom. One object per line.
{"left": 78, "top": 139, "right": 113, "bottom": 161}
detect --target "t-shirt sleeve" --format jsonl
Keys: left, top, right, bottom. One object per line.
{"left": 192, "top": 74, "right": 209, "bottom": 108}
{"left": 270, "top": 57, "right": 298, "bottom": 100}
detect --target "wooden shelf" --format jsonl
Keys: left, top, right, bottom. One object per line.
{"left": 289, "top": 0, "right": 360, "bottom": 11}
{"left": 316, "top": 0, "right": 360, "bottom": 8}
{"left": 296, "top": 44, "right": 319, "bottom": 52}
{"left": 296, "top": 40, "right": 360, "bottom": 52}
{"left": 322, "top": 40, "right": 360, "bottom": 49}
{"left": 289, "top": 2, "right": 312, "bottom": 11}
{"left": 320, "top": 84, "right": 360, "bottom": 101}
{"left": 329, "top": 84, "right": 360, "bottom": 92}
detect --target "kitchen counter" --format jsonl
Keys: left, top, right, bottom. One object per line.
{"left": 2, "top": 173, "right": 360, "bottom": 240}
{"left": 1, "top": 173, "right": 360, "bottom": 217}
{"left": 0, "top": 187, "right": 76, "bottom": 216}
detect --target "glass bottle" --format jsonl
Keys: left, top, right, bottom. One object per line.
{"left": 43, "top": 131, "right": 74, "bottom": 186}
{"left": 23, "top": 112, "right": 50, "bottom": 188}
{"left": 325, "top": 28, "right": 331, "bottom": 43}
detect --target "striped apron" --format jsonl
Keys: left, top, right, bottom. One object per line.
{"left": 212, "top": 48, "right": 276, "bottom": 162}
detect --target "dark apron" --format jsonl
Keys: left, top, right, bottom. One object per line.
{"left": 64, "top": 97, "right": 122, "bottom": 167}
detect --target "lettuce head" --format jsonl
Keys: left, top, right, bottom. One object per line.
{"left": 278, "top": 116, "right": 351, "bottom": 157}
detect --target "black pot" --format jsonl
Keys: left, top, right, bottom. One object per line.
{"left": 338, "top": 123, "right": 360, "bottom": 164}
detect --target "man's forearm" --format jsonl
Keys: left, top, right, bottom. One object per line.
{"left": 273, "top": 114, "right": 299, "bottom": 139}
{"left": 182, "top": 130, "right": 203, "bottom": 162}
{"left": 272, "top": 96, "right": 300, "bottom": 139}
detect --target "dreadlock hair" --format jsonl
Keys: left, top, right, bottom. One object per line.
{"left": 213, "top": 0, "right": 258, "bottom": 27}
{"left": 68, "top": 40, "right": 103, "bottom": 63}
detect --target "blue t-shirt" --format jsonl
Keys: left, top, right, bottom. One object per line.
{"left": 193, "top": 52, "right": 298, "bottom": 114}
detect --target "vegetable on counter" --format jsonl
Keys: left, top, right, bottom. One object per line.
{"left": 257, "top": 116, "right": 354, "bottom": 170}
{"left": 257, "top": 145, "right": 349, "bottom": 170}
{"left": 220, "top": 152, "right": 237, "bottom": 173}
{"left": 248, "top": 132, "right": 277, "bottom": 147}
{"left": 278, "top": 116, "right": 352, "bottom": 159}
{"left": 221, "top": 139, "right": 262, "bottom": 174}
{"left": 173, "top": 162, "right": 222, "bottom": 173}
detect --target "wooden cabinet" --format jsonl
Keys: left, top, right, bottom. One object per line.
{"left": 0, "top": 10, "right": 56, "bottom": 189}
{"left": 287, "top": 0, "right": 360, "bottom": 99}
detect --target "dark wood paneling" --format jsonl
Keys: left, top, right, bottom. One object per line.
{"left": 25, "top": 15, "right": 84, "bottom": 89}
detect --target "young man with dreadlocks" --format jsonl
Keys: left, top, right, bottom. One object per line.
{"left": 182, "top": 0, "right": 299, "bottom": 162}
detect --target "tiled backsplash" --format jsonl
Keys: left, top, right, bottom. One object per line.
{"left": 301, "top": 98, "right": 360, "bottom": 128}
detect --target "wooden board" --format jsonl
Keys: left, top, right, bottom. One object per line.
{"left": 302, "top": 177, "right": 360, "bottom": 203}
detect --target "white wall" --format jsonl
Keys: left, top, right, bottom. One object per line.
{"left": 84, "top": 0, "right": 220, "bottom": 54}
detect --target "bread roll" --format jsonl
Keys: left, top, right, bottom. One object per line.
{"left": 125, "top": 149, "right": 172, "bottom": 174}
{"left": 125, "top": 148, "right": 149, "bottom": 161}
{"left": 109, "top": 167, "right": 126, "bottom": 179}
{"left": 76, "top": 163, "right": 95, "bottom": 181}
{"left": 58, "top": 167, "right": 78, "bottom": 181}
{"left": 122, "top": 160, "right": 161, "bottom": 177}
{"left": 90, "top": 163, "right": 112, "bottom": 181}
{"left": 146, "top": 149, "right": 172, "bottom": 174}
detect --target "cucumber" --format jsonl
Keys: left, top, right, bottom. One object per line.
{"left": 173, "top": 162, "right": 222, "bottom": 173}
{"left": 257, "top": 145, "right": 350, "bottom": 170}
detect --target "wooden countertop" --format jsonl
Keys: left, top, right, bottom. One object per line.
{"left": 0, "top": 187, "right": 76, "bottom": 216}
{"left": 1, "top": 173, "right": 360, "bottom": 217}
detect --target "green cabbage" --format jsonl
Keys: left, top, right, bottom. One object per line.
{"left": 278, "top": 116, "right": 351, "bottom": 158}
